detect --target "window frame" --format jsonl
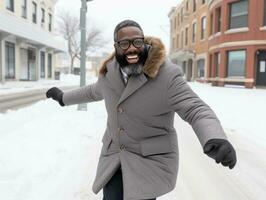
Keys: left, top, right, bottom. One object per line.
{"left": 6, "top": 0, "right": 14, "bottom": 12}
{"left": 5, "top": 41, "right": 16, "bottom": 79}
{"left": 41, "top": 8, "right": 45, "bottom": 23}
{"left": 227, "top": 50, "right": 246, "bottom": 78}
{"left": 216, "top": 7, "right": 222, "bottom": 32}
{"left": 185, "top": 27, "right": 189, "bottom": 46}
{"left": 48, "top": 53, "right": 52, "bottom": 78}
{"left": 229, "top": 0, "right": 249, "bottom": 30}
{"left": 264, "top": 0, "right": 266, "bottom": 26}
{"left": 193, "top": 0, "right": 197, "bottom": 12}
{"left": 214, "top": 52, "right": 220, "bottom": 77}
{"left": 192, "top": 22, "right": 196, "bottom": 43}
{"left": 49, "top": 14, "right": 52, "bottom": 31}
{"left": 21, "top": 0, "right": 27, "bottom": 18}
{"left": 32, "top": 2, "right": 37, "bottom": 24}
{"left": 201, "top": 16, "right": 206, "bottom": 40}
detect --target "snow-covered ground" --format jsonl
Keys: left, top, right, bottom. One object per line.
{"left": 0, "top": 77, "right": 265, "bottom": 200}
{"left": 0, "top": 73, "right": 96, "bottom": 95}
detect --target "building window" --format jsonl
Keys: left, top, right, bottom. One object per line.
{"left": 216, "top": 7, "right": 222, "bottom": 32}
{"left": 192, "top": 22, "right": 196, "bottom": 43}
{"left": 193, "top": 0, "right": 196, "bottom": 12}
{"left": 209, "top": 54, "right": 213, "bottom": 77}
{"left": 181, "top": 8, "right": 184, "bottom": 23}
{"left": 5, "top": 42, "right": 15, "bottom": 79}
{"left": 171, "top": 38, "right": 174, "bottom": 51}
{"left": 229, "top": 0, "right": 248, "bottom": 29}
{"left": 227, "top": 50, "right": 246, "bottom": 77}
{"left": 22, "top": 0, "right": 27, "bottom": 18}
{"left": 170, "top": 19, "right": 173, "bottom": 31}
{"left": 41, "top": 52, "right": 45, "bottom": 78}
{"left": 181, "top": 30, "right": 184, "bottom": 48}
{"left": 6, "top": 0, "right": 14, "bottom": 12}
{"left": 178, "top": 13, "right": 180, "bottom": 26}
{"left": 32, "top": 2, "right": 37, "bottom": 24}
{"left": 215, "top": 52, "right": 220, "bottom": 77}
{"left": 176, "top": 34, "right": 179, "bottom": 48}
{"left": 197, "top": 59, "right": 205, "bottom": 78}
{"left": 182, "top": 61, "right": 187, "bottom": 75}
{"left": 185, "top": 27, "right": 188, "bottom": 46}
{"left": 41, "top": 8, "right": 45, "bottom": 23}
{"left": 264, "top": 0, "right": 266, "bottom": 26}
{"left": 210, "top": 14, "right": 214, "bottom": 35}
{"left": 173, "top": 38, "right": 176, "bottom": 50}
{"left": 49, "top": 14, "right": 52, "bottom": 31}
{"left": 186, "top": 1, "right": 189, "bottom": 11}
{"left": 48, "top": 53, "right": 52, "bottom": 78}
{"left": 201, "top": 16, "right": 206, "bottom": 39}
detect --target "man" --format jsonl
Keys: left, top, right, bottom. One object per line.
{"left": 46, "top": 20, "right": 237, "bottom": 200}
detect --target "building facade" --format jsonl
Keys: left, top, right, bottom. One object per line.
{"left": 169, "top": 0, "right": 266, "bottom": 88}
{"left": 169, "top": 0, "right": 210, "bottom": 82}
{"left": 0, "top": 0, "right": 65, "bottom": 83}
{"left": 208, "top": 0, "right": 266, "bottom": 88}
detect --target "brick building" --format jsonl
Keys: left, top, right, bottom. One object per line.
{"left": 169, "top": 0, "right": 209, "bottom": 82}
{"left": 169, "top": 0, "right": 266, "bottom": 88}
{"left": 208, "top": 0, "right": 266, "bottom": 88}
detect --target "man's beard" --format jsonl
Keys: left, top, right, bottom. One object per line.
{"left": 115, "top": 44, "right": 149, "bottom": 77}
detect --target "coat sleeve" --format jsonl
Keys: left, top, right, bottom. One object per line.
{"left": 62, "top": 77, "right": 103, "bottom": 106}
{"left": 166, "top": 66, "right": 227, "bottom": 148}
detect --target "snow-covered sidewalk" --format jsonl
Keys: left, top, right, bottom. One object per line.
{"left": 0, "top": 73, "right": 96, "bottom": 96}
{"left": 0, "top": 82, "right": 265, "bottom": 200}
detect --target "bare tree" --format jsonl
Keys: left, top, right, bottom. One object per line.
{"left": 57, "top": 10, "right": 105, "bottom": 74}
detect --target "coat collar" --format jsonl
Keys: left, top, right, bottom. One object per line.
{"left": 101, "top": 36, "right": 166, "bottom": 105}
{"left": 99, "top": 36, "right": 166, "bottom": 79}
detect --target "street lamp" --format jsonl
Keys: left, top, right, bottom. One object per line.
{"left": 78, "top": 0, "right": 93, "bottom": 111}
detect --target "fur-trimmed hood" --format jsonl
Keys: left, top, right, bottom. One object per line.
{"left": 99, "top": 36, "right": 166, "bottom": 78}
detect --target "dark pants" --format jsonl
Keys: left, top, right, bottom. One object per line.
{"left": 103, "top": 167, "right": 156, "bottom": 200}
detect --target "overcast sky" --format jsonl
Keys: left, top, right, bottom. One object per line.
{"left": 55, "top": 0, "right": 181, "bottom": 54}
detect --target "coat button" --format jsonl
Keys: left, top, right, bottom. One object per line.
{"left": 118, "top": 107, "right": 124, "bottom": 113}
{"left": 120, "top": 144, "right": 125, "bottom": 150}
{"left": 118, "top": 127, "right": 124, "bottom": 133}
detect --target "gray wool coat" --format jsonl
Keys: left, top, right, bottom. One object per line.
{"left": 62, "top": 37, "right": 227, "bottom": 200}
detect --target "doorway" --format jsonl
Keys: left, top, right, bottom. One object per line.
{"left": 256, "top": 50, "right": 266, "bottom": 86}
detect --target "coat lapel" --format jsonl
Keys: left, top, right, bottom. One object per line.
{"left": 105, "top": 59, "right": 125, "bottom": 97}
{"left": 117, "top": 72, "right": 148, "bottom": 106}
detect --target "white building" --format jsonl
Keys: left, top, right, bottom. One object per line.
{"left": 0, "top": 0, "right": 66, "bottom": 83}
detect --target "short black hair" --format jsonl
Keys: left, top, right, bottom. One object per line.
{"left": 113, "top": 20, "right": 143, "bottom": 42}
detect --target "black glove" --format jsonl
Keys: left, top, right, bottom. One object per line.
{"left": 203, "top": 139, "right": 237, "bottom": 169}
{"left": 46, "top": 87, "right": 65, "bottom": 106}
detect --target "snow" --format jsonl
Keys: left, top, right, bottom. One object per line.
{"left": 0, "top": 78, "right": 265, "bottom": 200}
{"left": 0, "top": 73, "right": 96, "bottom": 95}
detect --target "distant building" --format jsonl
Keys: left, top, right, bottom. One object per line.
{"left": 208, "top": 0, "right": 266, "bottom": 88}
{"left": 168, "top": 0, "right": 209, "bottom": 82}
{"left": 169, "top": 0, "right": 266, "bottom": 88}
{"left": 57, "top": 53, "right": 109, "bottom": 76}
{"left": 0, "top": 0, "right": 66, "bottom": 83}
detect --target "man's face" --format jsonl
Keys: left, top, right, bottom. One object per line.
{"left": 114, "top": 26, "right": 146, "bottom": 66}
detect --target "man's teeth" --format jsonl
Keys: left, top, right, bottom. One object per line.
{"left": 127, "top": 55, "right": 138, "bottom": 59}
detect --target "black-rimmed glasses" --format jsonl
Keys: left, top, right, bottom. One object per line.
{"left": 116, "top": 38, "right": 144, "bottom": 50}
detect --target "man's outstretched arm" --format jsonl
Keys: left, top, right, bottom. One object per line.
{"left": 46, "top": 78, "right": 103, "bottom": 106}
{"left": 166, "top": 66, "right": 237, "bottom": 169}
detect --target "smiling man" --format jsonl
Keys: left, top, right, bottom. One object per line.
{"left": 113, "top": 21, "right": 150, "bottom": 85}
{"left": 46, "top": 20, "right": 237, "bottom": 200}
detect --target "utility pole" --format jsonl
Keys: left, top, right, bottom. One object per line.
{"left": 78, "top": 0, "right": 93, "bottom": 111}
